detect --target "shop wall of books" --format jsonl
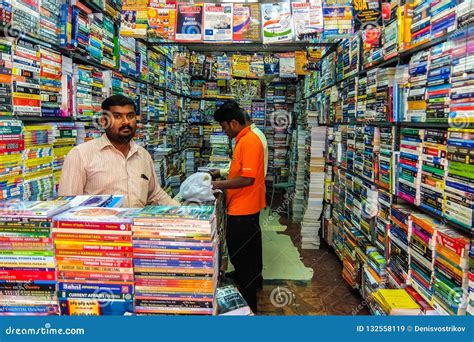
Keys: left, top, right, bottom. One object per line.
{"left": 0, "top": 0, "right": 473, "bottom": 318}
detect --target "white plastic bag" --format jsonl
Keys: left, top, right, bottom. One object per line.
{"left": 179, "top": 172, "right": 216, "bottom": 203}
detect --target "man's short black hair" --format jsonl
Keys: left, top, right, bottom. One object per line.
{"left": 214, "top": 100, "right": 246, "bottom": 125}
{"left": 101, "top": 95, "right": 136, "bottom": 112}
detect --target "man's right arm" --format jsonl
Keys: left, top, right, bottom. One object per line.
{"left": 58, "top": 148, "right": 86, "bottom": 196}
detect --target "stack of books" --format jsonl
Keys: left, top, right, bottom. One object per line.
{"left": 341, "top": 77, "right": 357, "bottom": 122}
{"left": 365, "top": 69, "right": 378, "bottom": 121}
{"left": 118, "top": 36, "right": 137, "bottom": 78}
{"left": 430, "top": 0, "right": 457, "bottom": 39}
{"left": 209, "top": 127, "right": 229, "bottom": 166}
{"left": 449, "top": 26, "right": 473, "bottom": 127}
{"left": 39, "top": 0, "right": 61, "bottom": 44}
{"left": 12, "top": 39, "right": 41, "bottom": 116}
{"left": 362, "top": 125, "right": 380, "bottom": 182}
{"left": 88, "top": 13, "right": 104, "bottom": 64}
{"left": 405, "top": 51, "right": 429, "bottom": 122}
{"left": 291, "top": 125, "right": 307, "bottom": 222}
{"left": 378, "top": 126, "right": 395, "bottom": 192}
{"left": 22, "top": 125, "right": 54, "bottom": 200}
{"left": 136, "top": 41, "right": 148, "bottom": 83}
{"left": 138, "top": 83, "right": 148, "bottom": 121}
{"left": 0, "top": 199, "right": 72, "bottom": 315}
{"left": 71, "top": 3, "right": 91, "bottom": 53}
{"left": 250, "top": 101, "right": 265, "bottom": 131}
{"left": 53, "top": 206, "right": 136, "bottom": 315}
{"left": 375, "top": 189, "right": 392, "bottom": 255}
{"left": 356, "top": 77, "right": 367, "bottom": 120}
{"left": 409, "top": 0, "right": 431, "bottom": 47}
{"left": 363, "top": 247, "right": 387, "bottom": 301}
{"left": 371, "top": 289, "right": 421, "bottom": 315}
{"left": 420, "top": 129, "right": 448, "bottom": 216}
{"left": 0, "top": 120, "right": 24, "bottom": 200}
{"left": 12, "top": 0, "right": 39, "bottom": 37}
{"left": 408, "top": 213, "right": 439, "bottom": 304}
{"left": 426, "top": 42, "right": 452, "bottom": 122}
{"left": 39, "top": 47, "right": 62, "bottom": 117}
{"left": 301, "top": 126, "right": 326, "bottom": 249}
{"left": 49, "top": 123, "right": 77, "bottom": 195}
{"left": 101, "top": 14, "right": 117, "bottom": 68}
{"left": 382, "top": 4, "right": 398, "bottom": 59}
{"left": 445, "top": 128, "right": 474, "bottom": 230}
{"left": 0, "top": 38, "right": 13, "bottom": 116}
{"left": 131, "top": 205, "right": 219, "bottom": 315}
{"left": 91, "top": 68, "right": 106, "bottom": 116}
{"left": 73, "top": 65, "right": 95, "bottom": 117}
{"left": 375, "top": 68, "right": 396, "bottom": 122}
{"left": 330, "top": 169, "right": 346, "bottom": 261}
{"left": 387, "top": 204, "right": 412, "bottom": 288}
{"left": 432, "top": 226, "right": 470, "bottom": 315}
{"left": 75, "top": 121, "right": 101, "bottom": 144}
{"left": 397, "top": 128, "right": 425, "bottom": 205}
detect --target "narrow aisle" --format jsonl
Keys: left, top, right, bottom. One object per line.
{"left": 257, "top": 213, "right": 369, "bottom": 315}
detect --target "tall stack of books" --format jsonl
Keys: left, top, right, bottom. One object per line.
{"left": 382, "top": 4, "right": 398, "bottom": 59}
{"left": 375, "top": 68, "right": 396, "bottom": 122}
{"left": 405, "top": 51, "right": 429, "bottom": 122}
{"left": 12, "top": 39, "right": 41, "bottom": 116}
{"left": 73, "top": 65, "right": 94, "bottom": 117}
{"left": 375, "top": 189, "right": 392, "bottom": 256}
{"left": 449, "top": 26, "right": 473, "bottom": 128}
{"left": 445, "top": 128, "right": 474, "bottom": 230}
{"left": 0, "top": 199, "right": 72, "bottom": 315}
{"left": 301, "top": 126, "right": 326, "bottom": 249}
{"left": 49, "top": 122, "right": 77, "bottom": 195}
{"left": 409, "top": 0, "right": 431, "bottom": 47}
{"left": 136, "top": 41, "right": 148, "bottom": 83}
{"left": 432, "top": 226, "right": 470, "bottom": 315}
{"left": 12, "top": 0, "right": 39, "bottom": 36}
{"left": 118, "top": 36, "right": 137, "bottom": 78}
{"left": 363, "top": 247, "right": 387, "bottom": 301}
{"left": 291, "top": 125, "right": 307, "bottom": 222}
{"left": 0, "top": 120, "right": 24, "bottom": 200}
{"left": 101, "top": 14, "right": 117, "bottom": 68}
{"left": 39, "top": 47, "right": 62, "bottom": 117}
{"left": 365, "top": 69, "right": 378, "bottom": 121}
{"left": 356, "top": 77, "right": 367, "bottom": 121}
{"left": 387, "top": 204, "right": 412, "bottom": 288}
{"left": 331, "top": 168, "right": 345, "bottom": 261}
{"left": 131, "top": 205, "right": 219, "bottom": 315}
{"left": 88, "top": 13, "right": 104, "bottom": 64}
{"left": 408, "top": 213, "right": 439, "bottom": 304}
{"left": 53, "top": 206, "right": 136, "bottom": 315}
{"left": 420, "top": 129, "right": 447, "bottom": 216}
{"left": 39, "top": 0, "right": 61, "bottom": 44}
{"left": 209, "top": 127, "right": 230, "bottom": 167}
{"left": 426, "top": 42, "right": 452, "bottom": 122}
{"left": 0, "top": 38, "right": 13, "bottom": 116}
{"left": 430, "top": 0, "right": 457, "bottom": 38}
{"left": 397, "top": 128, "right": 425, "bottom": 205}
{"left": 71, "top": 3, "right": 91, "bottom": 53}
{"left": 22, "top": 125, "right": 54, "bottom": 200}
{"left": 341, "top": 77, "right": 357, "bottom": 122}
{"left": 378, "top": 126, "right": 395, "bottom": 192}
{"left": 362, "top": 125, "right": 380, "bottom": 182}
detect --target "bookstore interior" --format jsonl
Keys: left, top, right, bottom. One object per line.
{"left": 0, "top": 0, "right": 472, "bottom": 317}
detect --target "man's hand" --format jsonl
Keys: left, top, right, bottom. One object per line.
{"left": 211, "top": 181, "right": 220, "bottom": 190}
{"left": 210, "top": 169, "right": 221, "bottom": 180}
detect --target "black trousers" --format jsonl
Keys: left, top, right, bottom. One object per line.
{"left": 226, "top": 212, "right": 263, "bottom": 313}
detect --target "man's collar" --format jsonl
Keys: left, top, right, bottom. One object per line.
{"left": 235, "top": 125, "right": 252, "bottom": 144}
{"left": 99, "top": 134, "right": 138, "bottom": 156}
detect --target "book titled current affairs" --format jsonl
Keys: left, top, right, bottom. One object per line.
{"left": 53, "top": 207, "right": 139, "bottom": 231}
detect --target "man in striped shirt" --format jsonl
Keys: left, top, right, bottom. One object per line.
{"left": 59, "top": 95, "right": 179, "bottom": 208}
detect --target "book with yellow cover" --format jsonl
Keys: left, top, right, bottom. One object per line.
{"left": 373, "top": 289, "right": 421, "bottom": 315}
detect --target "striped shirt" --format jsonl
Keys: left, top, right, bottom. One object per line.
{"left": 58, "top": 134, "right": 179, "bottom": 208}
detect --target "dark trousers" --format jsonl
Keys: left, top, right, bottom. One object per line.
{"left": 226, "top": 212, "right": 263, "bottom": 313}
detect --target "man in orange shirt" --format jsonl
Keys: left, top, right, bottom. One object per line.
{"left": 211, "top": 101, "right": 265, "bottom": 312}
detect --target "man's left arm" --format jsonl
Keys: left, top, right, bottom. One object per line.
{"left": 146, "top": 156, "right": 181, "bottom": 206}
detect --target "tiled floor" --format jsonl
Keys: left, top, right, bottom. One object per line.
{"left": 257, "top": 216, "right": 370, "bottom": 315}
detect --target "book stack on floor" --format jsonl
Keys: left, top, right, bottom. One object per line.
{"left": 370, "top": 289, "right": 421, "bottom": 315}
{"left": 0, "top": 199, "right": 71, "bottom": 315}
{"left": 301, "top": 126, "right": 326, "bottom": 249}
{"left": 0, "top": 120, "right": 24, "bottom": 200}
{"left": 432, "top": 225, "right": 470, "bottom": 315}
{"left": 53, "top": 206, "right": 136, "bottom": 315}
{"left": 291, "top": 125, "right": 307, "bottom": 223}
{"left": 131, "top": 205, "right": 219, "bottom": 315}
{"left": 22, "top": 125, "right": 54, "bottom": 200}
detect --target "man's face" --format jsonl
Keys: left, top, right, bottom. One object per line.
{"left": 220, "top": 120, "right": 239, "bottom": 139}
{"left": 101, "top": 104, "right": 137, "bottom": 143}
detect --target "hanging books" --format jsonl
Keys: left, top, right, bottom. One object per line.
{"left": 278, "top": 52, "right": 296, "bottom": 78}
{"left": 261, "top": 2, "right": 293, "bottom": 44}
{"left": 147, "top": 3, "right": 176, "bottom": 41}
{"left": 233, "top": 3, "right": 261, "bottom": 42}
{"left": 175, "top": 4, "right": 203, "bottom": 42}
{"left": 291, "top": 2, "right": 324, "bottom": 41}
{"left": 203, "top": 3, "right": 233, "bottom": 42}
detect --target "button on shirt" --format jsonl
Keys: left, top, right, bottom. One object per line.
{"left": 226, "top": 126, "right": 266, "bottom": 216}
{"left": 58, "top": 134, "right": 179, "bottom": 208}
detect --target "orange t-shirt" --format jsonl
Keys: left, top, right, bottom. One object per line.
{"left": 226, "top": 126, "right": 266, "bottom": 216}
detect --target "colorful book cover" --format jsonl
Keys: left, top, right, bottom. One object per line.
{"left": 53, "top": 207, "right": 138, "bottom": 226}
{"left": 232, "top": 55, "right": 251, "bottom": 78}
{"left": 261, "top": 2, "right": 293, "bottom": 44}
{"left": 175, "top": 4, "right": 203, "bottom": 42}
{"left": 233, "top": 3, "right": 261, "bottom": 41}
{"left": 133, "top": 205, "right": 215, "bottom": 221}
{"left": 120, "top": 10, "right": 148, "bottom": 37}
{"left": 264, "top": 53, "right": 279, "bottom": 75}
{"left": 291, "top": 1, "right": 324, "bottom": 41}
{"left": 203, "top": 3, "right": 233, "bottom": 42}
{"left": 278, "top": 52, "right": 296, "bottom": 78}
{"left": 147, "top": 3, "right": 176, "bottom": 41}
